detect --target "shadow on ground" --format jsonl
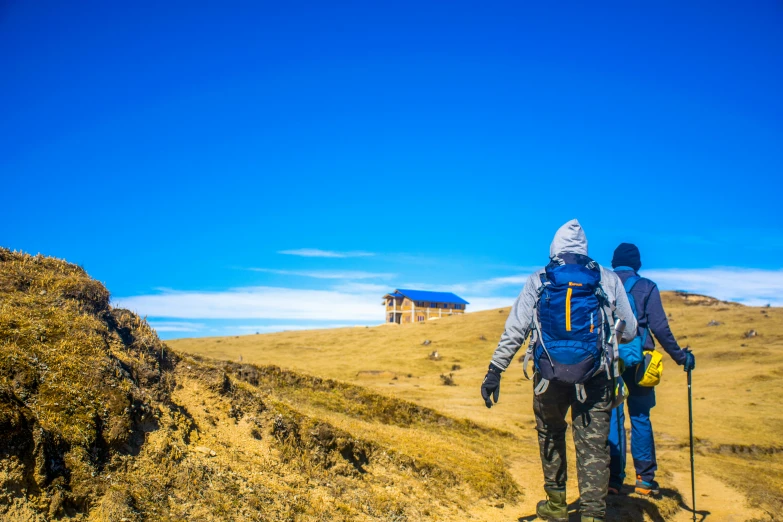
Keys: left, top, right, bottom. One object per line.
{"left": 518, "top": 487, "right": 708, "bottom": 522}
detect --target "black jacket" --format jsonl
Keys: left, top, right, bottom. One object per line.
{"left": 613, "top": 268, "right": 687, "bottom": 366}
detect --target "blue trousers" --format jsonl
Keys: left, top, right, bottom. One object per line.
{"left": 608, "top": 386, "right": 657, "bottom": 485}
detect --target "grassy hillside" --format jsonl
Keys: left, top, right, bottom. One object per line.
{"left": 171, "top": 291, "right": 783, "bottom": 521}
{"left": 0, "top": 249, "right": 518, "bottom": 521}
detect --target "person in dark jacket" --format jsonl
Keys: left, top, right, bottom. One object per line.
{"left": 607, "top": 243, "right": 696, "bottom": 496}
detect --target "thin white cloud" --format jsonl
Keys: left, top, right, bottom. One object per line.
{"left": 235, "top": 323, "right": 362, "bottom": 332}
{"left": 476, "top": 274, "right": 530, "bottom": 287}
{"left": 147, "top": 321, "right": 205, "bottom": 332}
{"left": 118, "top": 267, "right": 781, "bottom": 338}
{"left": 399, "top": 273, "right": 531, "bottom": 296}
{"left": 113, "top": 286, "right": 384, "bottom": 321}
{"left": 464, "top": 296, "right": 516, "bottom": 312}
{"left": 249, "top": 268, "right": 394, "bottom": 280}
{"left": 403, "top": 267, "right": 783, "bottom": 309}
{"left": 399, "top": 282, "right": 470, "bottom": 293}
{"left": 462, "top": 267, "right": 783, "bottom": 307}
{"left": 332, "top": 282, "right": 392, "bottom": 293}
{"left": 644, "top": 267, "right": 783, "bottom": 306}
{"left": 277, "top": 249, "right": 374, "bottom": 258}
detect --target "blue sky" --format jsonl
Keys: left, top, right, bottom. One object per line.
{"left": 2, "top": 1, "right": 782, "bottom": 339}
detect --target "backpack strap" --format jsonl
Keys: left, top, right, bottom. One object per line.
{"left": 522, "top": 331, "right": 537, "bottom": 380}
{"left": 538, "top": 272, "right": 550, "bottom": 289}
{"left": 522, "top": 350, "right": 533, "bottom": 380}
{"left": 622, "top": 273, "right": 651, "bottom": 344}
{"left": 623, "top": 275, "right": 643, "bottom": 295}
{"left": 532, "top": 310, "right": 555, "bottom": 370}
{"left": 522, "top": 272, "right": 551, "bottom": 382}
{"left": 529, "top": 271, "right": 555, "bottom": 374}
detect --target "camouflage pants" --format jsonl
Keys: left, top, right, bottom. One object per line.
{"left": 533, "top": 374, "right": 613, "bottom": 519}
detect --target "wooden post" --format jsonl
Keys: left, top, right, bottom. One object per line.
{"left": 393, "top": 298, "right": 397, "bottom": 323}
{"left": 411, "top": 300, "right": 415, "bottom": 323}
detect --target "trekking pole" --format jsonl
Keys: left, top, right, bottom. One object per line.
{"left": 688, "top": 369, "right": 696, "bottom": 522}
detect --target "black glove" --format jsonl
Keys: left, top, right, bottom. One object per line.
{"left": 481, "top": 363, "right": 503, "bottom": 408}
{"left": 683, "top": 349, "right": 695, "bottom": 372}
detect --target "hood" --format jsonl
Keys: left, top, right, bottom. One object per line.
{"left": 549, "top": 219, "right": 588, "bottom": 258}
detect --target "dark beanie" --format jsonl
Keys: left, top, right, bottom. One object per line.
{"left": 612, "top": 243, "right": 642, "bottom": 271}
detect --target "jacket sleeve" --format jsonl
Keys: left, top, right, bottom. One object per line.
{"left": 605, "top": 269, "right": 637, "bottom": 342}
{"left": 490, "top": 273, "right": 538, "bottom": 371}
{"left": 646, "top": 284, "right": 687, "bottom": 365}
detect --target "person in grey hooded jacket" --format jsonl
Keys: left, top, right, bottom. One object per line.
{"left": 480, "top": 219, "right": 636, "bottom": 522}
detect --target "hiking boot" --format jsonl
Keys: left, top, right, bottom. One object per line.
{"left": 635, "top": 475, "right": 660, "bottom": 496}
{"left": 536, "top": 487, "right": 568, "bottom": 521}
{"left": 607, "top": 482, "right": 622, "bottom": 495}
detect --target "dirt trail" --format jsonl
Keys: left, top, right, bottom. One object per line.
{"left": 655, "top": 434, "right": 766, "bottom": 522}
{"left": 469, "top": 446, "right": 764, "bottom": 521}
{"left": 669, "top": 470, "right": 764, "bottom": 522}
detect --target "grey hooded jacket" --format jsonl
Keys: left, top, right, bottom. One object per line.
{"left": 490, "top": 219, "right": 637, "bottom": 371}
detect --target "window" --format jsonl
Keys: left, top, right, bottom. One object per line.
{"left": 430, "top": 303, "right": 436, "bottom": 308}
{"left": 443, "top": 303, "right": 449, "bottom": 309}
{"left": 418, "top": 315, "right": 425, "bottom": 322}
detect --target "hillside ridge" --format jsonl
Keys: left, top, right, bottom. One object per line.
{"left": 0, "top": 248, "right": 517, "bottom": 521}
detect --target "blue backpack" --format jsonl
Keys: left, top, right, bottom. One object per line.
{"left": 617, "top": 274, "right": 649, "bottom": 367}
{"left": 523, "top": 257, "right": 617, "bottom": 402}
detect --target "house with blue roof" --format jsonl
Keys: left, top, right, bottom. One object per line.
{"left": 382, "top": 289, "right": 469, "bottom": 324}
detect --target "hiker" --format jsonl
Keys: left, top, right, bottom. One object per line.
{"left": 607, "top": 243, "right": 696, "bottom": 497}
{"left": 480, "top": 219, "right": 637, "bottom": 522}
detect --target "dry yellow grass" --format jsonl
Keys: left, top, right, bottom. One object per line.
{"left": 171, "top": 292, "right": 783, "bottom": 521}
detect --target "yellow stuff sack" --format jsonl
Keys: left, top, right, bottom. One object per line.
{"left": 636, "top": 350, "right": 663, "bottom": 387}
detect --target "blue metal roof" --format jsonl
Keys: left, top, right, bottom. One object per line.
{"left": 386, "top": 288, "right": 469, "bottom": 305}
